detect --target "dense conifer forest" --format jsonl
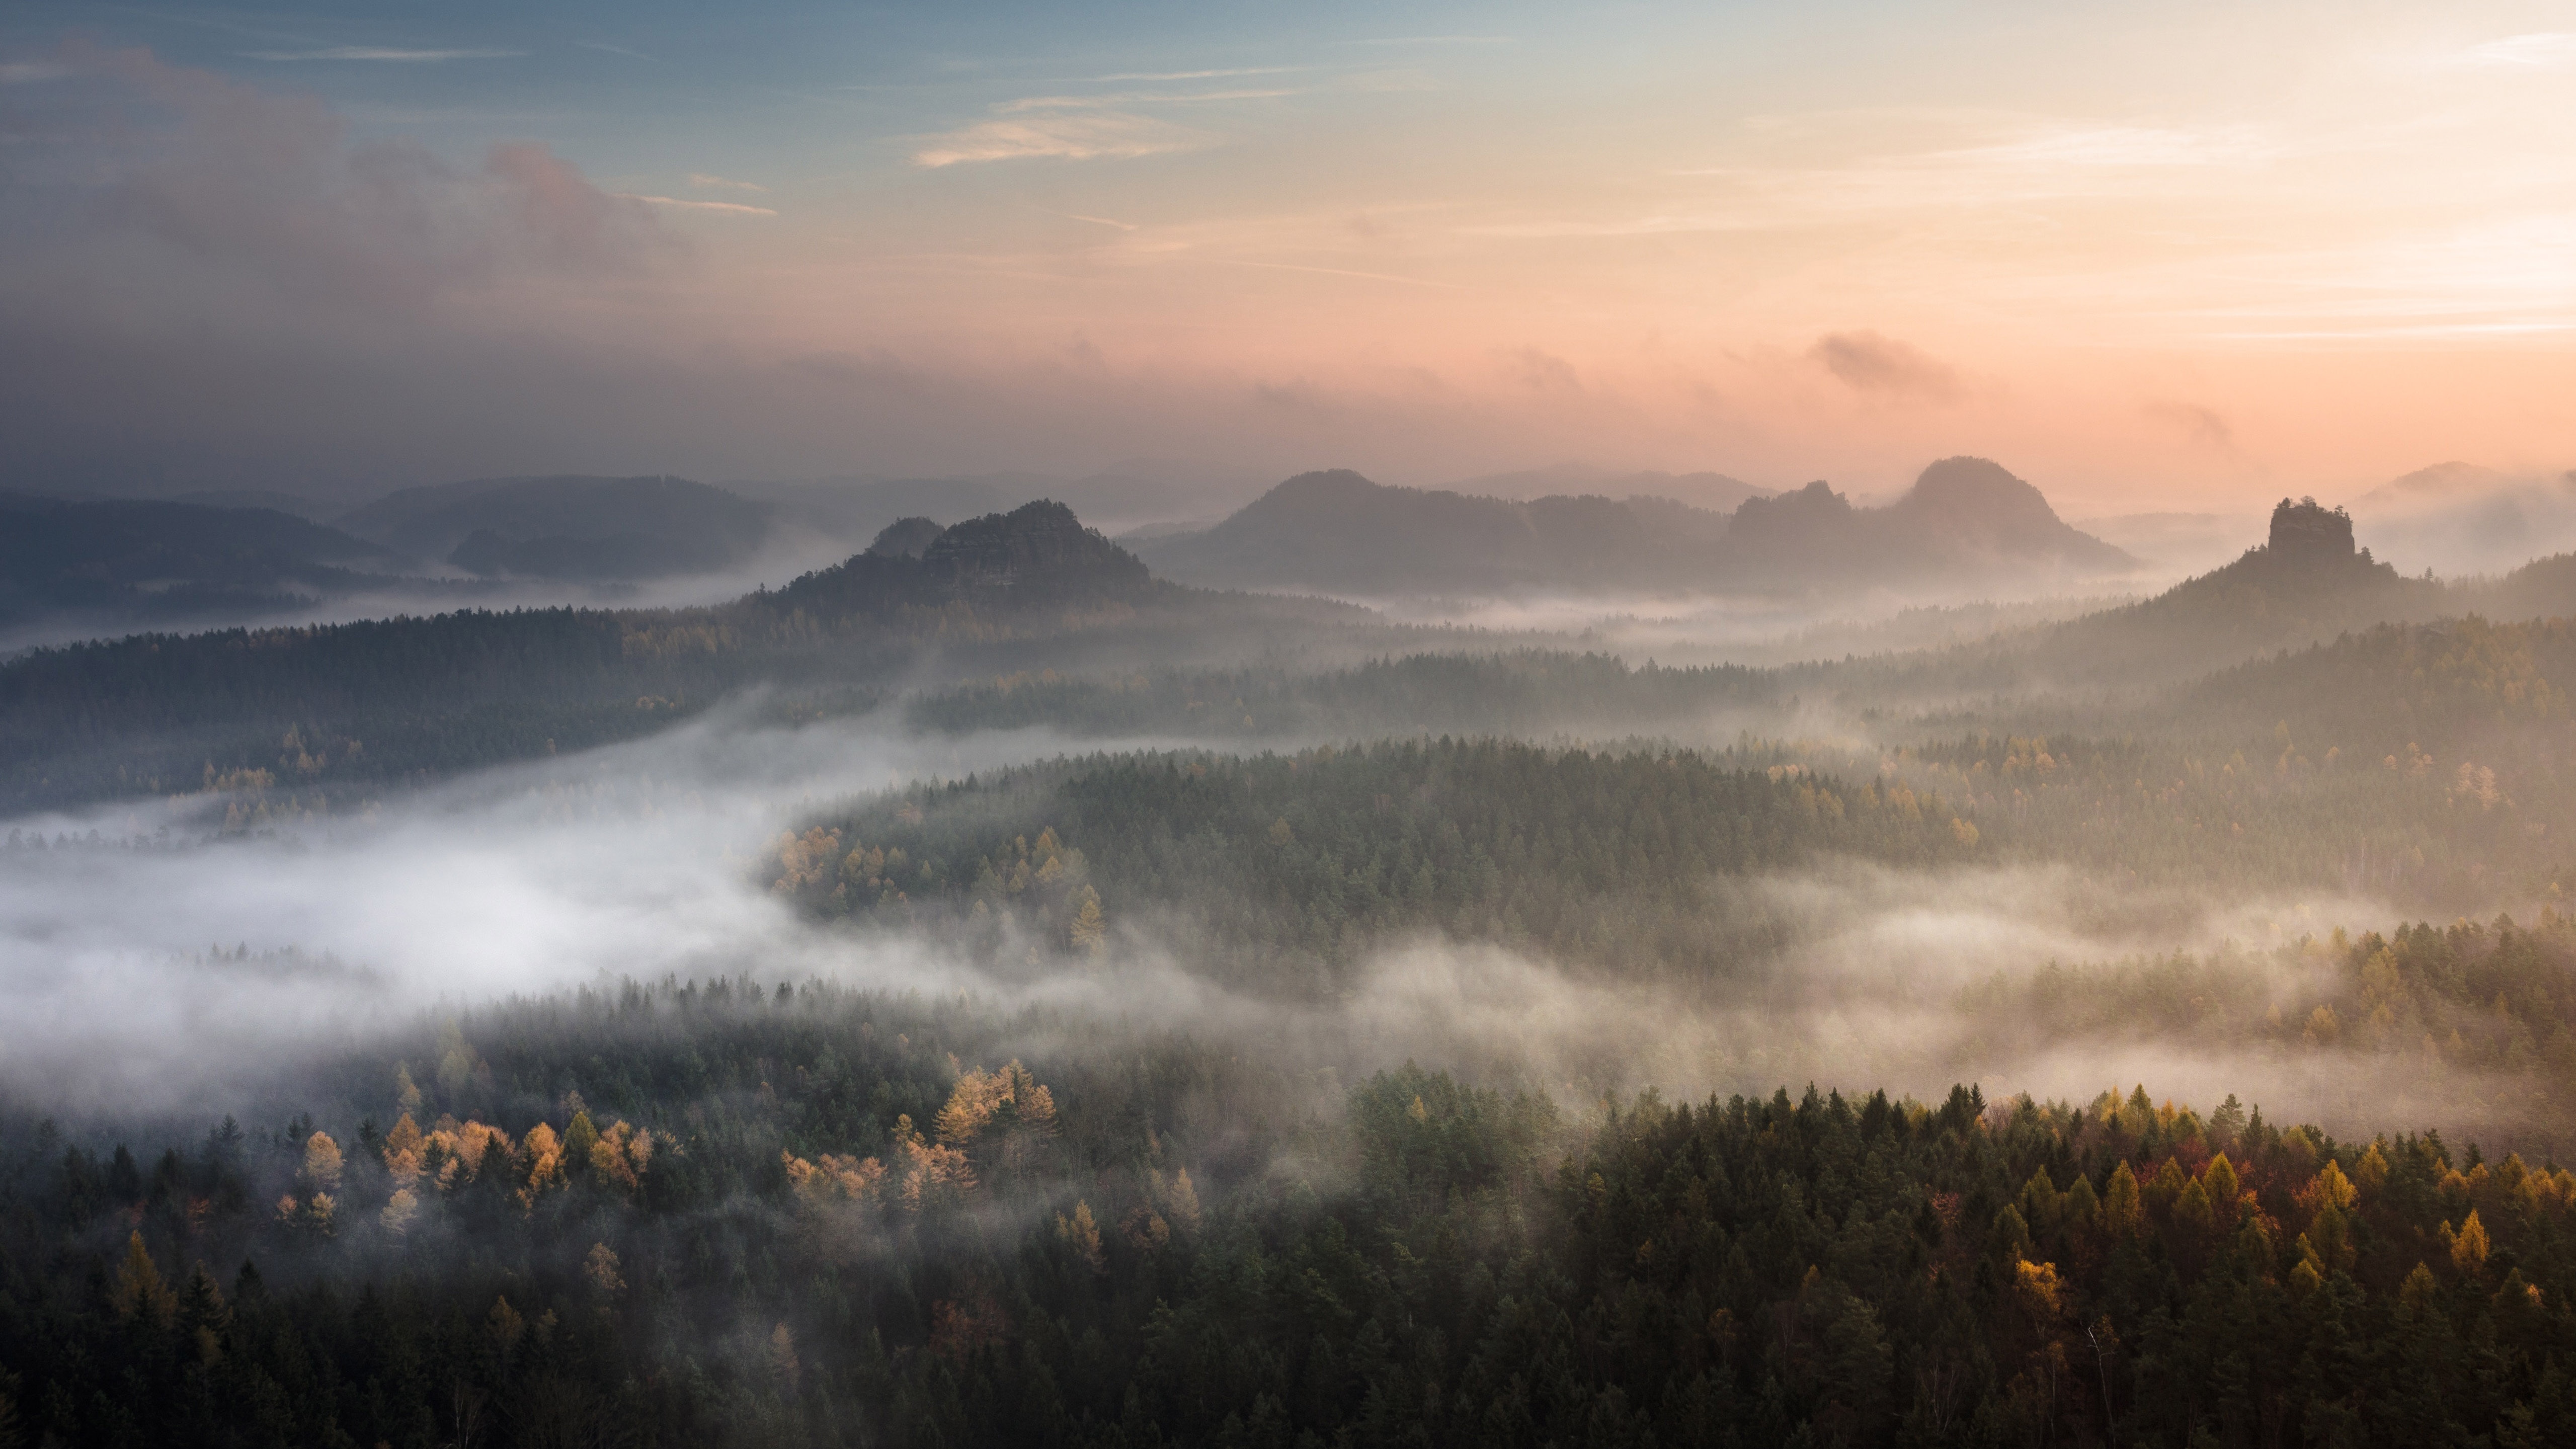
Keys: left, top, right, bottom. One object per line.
{"left": 8, "top": 981, "right": 2576, "bottom": 1446}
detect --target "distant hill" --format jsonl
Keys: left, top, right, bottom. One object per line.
{"left": 1136, "top": 470, "right": 1733, "bottom": 593}
{"left": 0, "top": 500, "right": 1180, "bottom": 812}
{"left": 163, "top": 488, "right": 334, "bottom": 519}
{"left": 1710, "top": 458, "right": 2134, "bottom": 594}
{"left": 731, "top": 464, "right": 1267, "bottom": 551}
{"left": 336, "top": 475, "right": 771, "bottom": 579}
{"left": 0, "top": 494, "right": 397, "bottom": 630}
{"left": 1440, "top": 465, "right": 1774, "bottom": 515}
{"left": 2344, "top": 461, "right": 2576, "bottom": 578}
{"left": 1143, "top": 458, "right": 2126, "bottom": 597}
{"left": 774, "top": 500, "right": 1156, "bottom": 616}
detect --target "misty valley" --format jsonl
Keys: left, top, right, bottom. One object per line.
{"left": 11, "top": 469, "right": 2576, "bottom": 1449}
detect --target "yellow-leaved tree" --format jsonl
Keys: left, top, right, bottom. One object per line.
{"left": 111, "top": 1232, "right": 176, "bottom": 1325}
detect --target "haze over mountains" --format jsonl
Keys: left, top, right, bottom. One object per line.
{"left": 1138, "top": 456, "right": 2135, "bottom": 596}
{"left": 4, "top": 451, "right": 2565, "bottom": 652}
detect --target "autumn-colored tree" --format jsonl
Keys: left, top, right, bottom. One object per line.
{"left": 516, "top": 1121, "right": 566, "bottom": 1207}
{"left": 585, "top": 1243, "right": 625, "bottom": 1297}
{"left": 302, "top": 1132, "right": 343, "bottom": 1191}
{"left": 382, "top": 1114, "right": 424, "bottom": 1185}
{"left": 2307, "top": 1160, "right": 2359, "bottom": 1215}
{"left": 2201, "top": 1153, "right": 2240, "bottom": 1227}
{"left": 111, "top": 1233, "right": 176, "bottom": 1325}
{"left": 2449, "top": 1209, "right": 2490, "bottom": 1277}
{"left": 1158, "top": 1168, "right": 1203, "bottom": 1234}
{"left": 1068, "top": 886, "right": 1107, "bottom": 957}
{"left": 1056, "top": 1201, "right": 1106, "bottom": 1274}
{"left": 782, "top": 1150, "right": 888, "bottom": 1210}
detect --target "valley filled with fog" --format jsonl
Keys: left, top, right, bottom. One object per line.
{"left": 11, "top": 452, "right": 2576, "bottom": 1445}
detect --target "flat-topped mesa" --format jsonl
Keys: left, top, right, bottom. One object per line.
{"left": 2269, "top": 497, "right": 2355, "bottom": 560}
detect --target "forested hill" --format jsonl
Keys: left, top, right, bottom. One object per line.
{"left": 767, "top": 739, "right": 1974, "bottom": 986}
{"left": 0, "top": 503, "right": 1175, "bottom": 813}
{"left": 0, "top": 493, "right": 400, "bottom": 631}
{"left": 1986, "top": 498, "right": 2452, "bottom": 686}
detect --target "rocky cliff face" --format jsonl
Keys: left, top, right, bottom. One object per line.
{"left": 2268, "top": 498, "right": 2357, "bottom": 560}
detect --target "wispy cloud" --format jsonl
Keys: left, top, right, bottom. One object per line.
{"left": 2451, "top": 33, "right": 2576, "bottom": 68}
{"left": 0, "top": 61, "right": 70, "bottom": 84}
{"left": 912, "top": 80, "right": 1294, "bottom": 168}
{"left": 575, "top": 40, "right": 662, "bottom": 64}
{"left": 1085, "top": 66, "right": 1302, "bottom": 82}
{"left": 688, "top": 173, "right": 769, "bottom": 193}
{"left": 1463, "top": 120, "right": 2277, "bottom": 237}
{"left": 243, "top": 46, "right": 523, "bottom": 63}
{"left": 1926, "top": 123, "right": 2272, "bottom": 171}
{"left": 1809, "top": 331, "right": 1963, "bottom": 403}
{"left": 914, "top": 110, "right": 1214, "bottom": 167}
{"left": 617, "top": 193, "right": 779, "bottom": 216}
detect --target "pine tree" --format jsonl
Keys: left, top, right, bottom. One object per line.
{"left": 110, "top": 1232, "right": 175, "bottom": 1325}
{"left": 2101, "top": 1162, "right": 2143, "bottom": 1239}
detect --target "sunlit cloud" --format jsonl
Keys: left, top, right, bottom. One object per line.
{"left": 913, "top": 110, "right": 1214, "bottom": 167}
{"left": 688, "top": 173, "right": 769, "bottom": 192}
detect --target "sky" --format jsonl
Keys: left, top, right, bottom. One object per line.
{"left": 2, "top": 1, "right": 2571, "bottom": 511}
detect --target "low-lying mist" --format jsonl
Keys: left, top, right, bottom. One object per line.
{"left": 0, "top": 706, "right": 2534, "bottom": 1145}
